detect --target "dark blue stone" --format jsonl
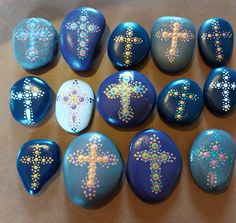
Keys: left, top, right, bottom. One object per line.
{"left": 10, "top": 76, "right": 52, "bottom": 126}
{"left": 198, "top": 18, "right": 234, "bottom": 67}
{"left": 108, "top": 21, "right": 150, "bottom": 68}
{"left": 126, "top": 129, "right": 182, "bottom": 202}
{"left": 96, "top": 70, "right": 156, "bottom": 128}
{"left": 157, "top": 78, "right": 204, "bottom": 125}
{"left": 16, "top": 139, "right": 60, "bottom": 195}
{"left": 60, "top": 7, "right": 106, "bottom": 71}
{"left": 204, "top": 66, "right": 236, "bottom": 115}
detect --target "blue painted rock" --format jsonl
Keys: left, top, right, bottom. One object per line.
{"left": 126, "top": 129, "right": 182, "bottom": 202}
{"left": 12, "top": 18, "right": 58, "bottom": 70}
{"left": 10, "top": 76, "right": 52, "bottom": 126}
{"left": 151, "top": 16, "right": 196, "bottom": 73}
{"left": 16, "top": 139, "right": 60, "bottom": 195}
{"left": 189, "top": 129, "right": 236, "bottom": 193}
{"left": 157, "top": 78, "right": 203, "bottom": 125}
{"left": 56, "top": 79, "right": 94, "bottom": 133}
{"left": 96, "top": 70, "right": 156, "bottom": 128}
{"left": 198, "top": 18, "right": 234, "bottom": 67}
{"left": 63, "top": 132, "right": 123, "bottom": 208}
{"left": 108, "top": 21, "right": 150, "bottom": 68}
{"left": 60, "top": 7, "right": 106, "bottom": 71}
{"left": 204, "top": 67, "right": 236, "bottom": 115}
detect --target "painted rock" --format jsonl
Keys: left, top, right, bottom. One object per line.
{"left": 10, "top": 76, "right": 52, "bottom": 126}
{"left": 56, "top": 80, "right": 94, "bottom": 133}
{"left": 60, "top": 7, "right": 106, "bottom": 71}
{"left": 16, "top": 139, "right": 60, "bottom": 195}
{"left": 12, "top": 18, "right": 58, "bottom": 70}
{"left": 204, "top": 67, "right": 236, "bottom": 115}
{"left": 198, "top": 18, "right": 234, "bottom": 67}
{"left": 126, "top": 129, "right": 182, "bottom": 202}
{"left": 63, "top": 132, "right": 123, "bottom": 208}
{"left": 189, "top": 129, "right": 236, "bottom": 193}
{"left": 151, "top": 16, "right": 196, "bottom": 73}
{"left": 96, "top": 70, "right": 156, "bottom": 128}
{"left": 157, "top": 78, "right": 203, "bottom": 125}
{"left": 108, "top": 21, "right": 150, "bottom": 68}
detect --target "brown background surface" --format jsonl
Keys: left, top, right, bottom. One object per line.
{"left": 1, "top": 0, "right": 236, "bottom": 223}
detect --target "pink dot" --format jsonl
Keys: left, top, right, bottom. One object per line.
{"left": 79, "top": 97, "right": 84, "bottom": 102}
{"left": 219, "top": 153, "right": 225, "bottom": 160}
{"left": 212, "top": 145, "right": 219, "bottom": 151}
{"left": 211, "top": 160, "right": 218, "bottom": 167}
{"left": 204, "top": 152, "right": 210, "bottom": 158}
{"left": 72, "top": 90, "right": 77, "bottom": 95}
{"left": 103, "top": 156, "right": 110, "bottom": 162}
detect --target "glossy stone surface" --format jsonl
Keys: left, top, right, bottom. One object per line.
{"left": 60, "top": 7, "right": 106, "bottom": 71}
{"left": 151, "top": 16, "right": 196, "bottom": 73}
{"left": 108, "top": 21, "right": 150, "bottom": 68}
{"left": 157, "top": 78, "right": 203, "bottom": 125}
{"left": 96, "top": 70, "right": 156, "bottom": 128}
{"left": 56, "top": 79, "right": 94, "bottom": 133}
{"left": 12, "top": 18, "right": 58, "bottom": 70}
{"left": 204, "top": 67, "right": 236, "bottom": 115}
{"left": 198, "top": 18, "right": 234, "bottom": 67}
{"left": 189, "top": 129, "right": 236, "bottom": 193}
{"left": 10, "top": 76, "right": 52, "bottom": 126}
{"left": 63, "top": 132, "right": 123, "bottom": 208}
{"left": 16, "top": 139, "right": 60, "bottom": 195}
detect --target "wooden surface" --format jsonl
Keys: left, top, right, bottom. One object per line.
{"left": 1, "top": 0, "right": 236, "bottom": 222}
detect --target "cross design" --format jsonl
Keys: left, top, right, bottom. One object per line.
{"left": 134, "top": 134, "right": 176, "bottom": 194}
{"left": 103, "top": 71, "right": 148, "bottom": 123}
{"left": 14, "top": 18, "right": 53, "bottom": 61}
{"left": 67, "top": 135, "right": 118, "bottom": 200}
{"left": 65, "top": 10, "right": 100, "bottom": 60}
{"left": 155, "top": 19, "right": 194, "bottom": 63}
{"left": 114, "top": 27, "right": 143, "bottom": 66}
{"left": 11, "top": 78, "right": 45, "bottom": 125}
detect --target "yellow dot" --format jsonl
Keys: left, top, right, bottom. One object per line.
{"left": 216, "top": 40, "right": 220, "bottom": 44}
{"left": 34, "top": 158, "right": 38, "bottom": 162}
{"left": 125, "top": 51, "right": 131, "bottom": 56}
{"left": 182, "top": 93, "right": 186, "bottom": 97}
{"left": 169, "top": 48, "right": 175, "bottom": 55}
{"left": 184, "top": 86, "right": 188, "bottom": 90}
{"left": 27, "top": 158, "right": 31, "bottom": 162}
{"left": 34, "top": 166, "right": 38, "bottom": 169}
{"left": 180, "top": 100, "right": 184, "bottom": 105}
{"left": 126, "top": 44, "right": 131, "bottom": 48}
{"left": 218, "top": 54, "right": 222, "bottom": 59}
{"left": 178, "top": 107, "right": 183, "bottom": 111}
{"left": 189, "top": 95, "right": 193, "bottom": 99}
{"left": 33, "top": 183, "right": 37, "bottom": 187}
{"left": 35, "top": 151, "right": 39, "bottom": 154}
{"left": 215, "top": 33, "right": 219, "bottom": 37}
{"left": 152, "top": 162, "right": 160, "bottom": 170}
{"left": 125, "top": 60, "right": 130, "bottom": 64}
{"left": 177, "top": 114, "right": 182, "bottom": 119}
{"left": 174, "top": 92, "right": 178, "bottom": 96}
{"left": 214, "top": 26, "right": 218, "bottom": 30}
{"left": 217, "top": 47, "right": 221, "bottom": 51}
{"left": 162, "top": 31, "right": 169, "bottom": 38}
{"left": 182, "top": 33, "right": 188, "bottom": 39}
{"left": 42, "top": 158, "right": 46, "bottom": 163}
{"left": 126, "top": 38, "right": 131, "bottom": 42}
{"left": 208, "top": 34, "right": 212, "bottom": 38}
{"left": 33, "top": 174, "right": 38, "bottom": 178}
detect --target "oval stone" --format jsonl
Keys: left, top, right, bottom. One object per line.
{"left": 56, "top": 79, "right": 94, "bottom": 133}
{"left": 108, "top": 21, "right": 150, "bottom": 68}
{"left": 189, "top": 129, "right": 236, "bottom": 193}
{"left": 12, "top": 18, "right": 58, "bottom": 70}
{"left": 60, "top": 7, "right": 106, "bottom": 71}
{"left": 63, "top": 132, "right": 123, "bottom": 208}
{"left": 151, "top": 16, "right": 196, "bottom": 73}
{"left": 157, "top": 78, "right": 204, "bottom": 125}
{"left": 16, "top": 139, "right": 60, "bottom": 195}
{"left": 96, "top": 70, "right": 156, "bottom": 128}
{"left": 198, "top": 18, "right": 234, "bottom": 67}
{"left": 204, "top": 66, "right": 236, "bottom": 115}
{"left": 10, "top": 76, "right": 52, "bottom": 126}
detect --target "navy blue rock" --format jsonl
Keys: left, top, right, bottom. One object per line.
{"left": 10, "top": 76, "right": 52, "bottom": 126}
{"left": 108, "top": 21, "right": 150, "bottom": 68}
{"left": 204, "top": 67, "right": 236, "bottom": 115}
{"left": 96, "top": 70, "right": 156, "bottom": 128}
{"left": 12, "top": 18, "right": 58, "bottom": 70}
{"left": 16, "top": 139, "right": 60, "bottom": 195}
{"left": 198, "top": 18, "right": 234, "bottom": 67}
{"left": 157, "top": 78, "right": 203, "bottom": 125}
{"left": 151, "top": 16, "right": 196, "bottom": 73}
{"left": 126, "top": 129, "right": 182, "bottom": 202}
{"left": 60, "top": 7, "right": 106, "bottom": 71}
{"left": 189, "top": 129, "right": 236, "bottom": 193}
{"left": 63, "top": 132, "right": 123, "bottom": 208}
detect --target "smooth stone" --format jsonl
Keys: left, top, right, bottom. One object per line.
{"left": 63, "top": 132, "right": 123, "bottom": 208}
{"left": 151, "top": 16, "right": 196, "bottom": 73}
{"left": 198, "top": 18, "right": 234, "bottom": 67}
{"left": 12, "top": 18, "right": 58, "bottom": 70}
{"left": 56, "top": 79, "right": 94, "bottom": 133}
{"left": 189, "top": 129, "right": 236, "bottom": 193}
{"left": 60, "top": 7, "right": 106, "bottom": 71}
{"left": 126, "top": 129, "right": 182, "bottom": 202}
{"left": 204, "top": 66, "right": 236, "bottom": 115}
{"left": 16, "top": 139, "right": 60, "bottom": 195}
{"left": 10, "top": 76, "right": 52, "bottom": 126}
{"left": 157, "top": 78, "right": 203, "bottom": 125}
{"left": 108, "top": 21, "right": 150, "bottom": 68}
{"left": 96, "top": 70, "right": 156, "bottom": 128}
